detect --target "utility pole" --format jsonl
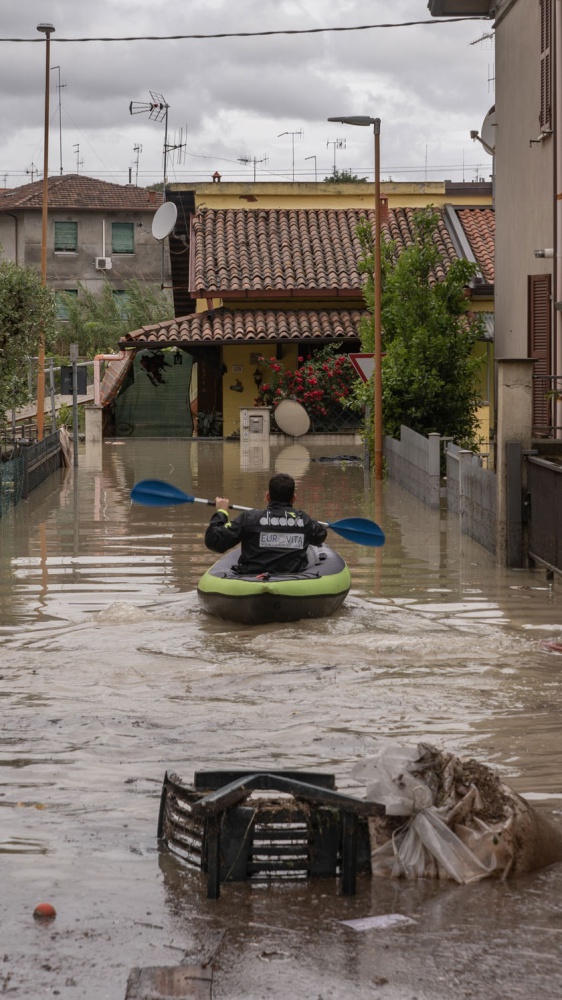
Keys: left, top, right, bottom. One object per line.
{"left": 51, "top": 65, "right": 66, "bottom": 175}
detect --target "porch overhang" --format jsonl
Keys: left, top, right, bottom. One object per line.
{"left": 427, "top": 0, "right": 493, "bottom": 14}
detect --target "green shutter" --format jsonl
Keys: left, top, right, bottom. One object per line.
{"left": 112, "top": 222, "right": 135, "bottom": 254}
{"left": 54, "top": 221, "right": 78, "bottom": 252}
{"left": 55, "top": 289, "right": 78, "bottom": 320}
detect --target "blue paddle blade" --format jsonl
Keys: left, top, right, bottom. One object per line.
{"left": 327, "top": 517, "right": 385, "bottom": 548}
{"left": 130, "top": 479, "right": 385, "bottom": 547}
{"left": 130, "top": 479, "right": 195, "bottom": 507}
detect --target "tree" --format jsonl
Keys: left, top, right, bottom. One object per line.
{"left": 57, "top": 278, "right": 174, "bottom": 356}
{"left": 324, "top": 168, "right": 369, "bottom": 183}
{"left": 356, "top": 206, "right": 485, "bottom": 449}
{"left": 0, "top": 259, "right": 56, "bottom": 429}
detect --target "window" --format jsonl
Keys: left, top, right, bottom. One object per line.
{"left": 112, "top": 289, "right": 129, "bottom": 319}
{"left": 54, "top": 221, "right": 78, "bottom": 253}
{"left": 540, "top": 0, "right": 552, "bottom": 132}
{"left": 112, "top": 222, "right": 135, "bottom": 254}
{"left": 55, "top": 289, "right": 78, "bottom": 321}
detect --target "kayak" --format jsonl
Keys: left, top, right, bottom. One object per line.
{"left": 197, "top": 545, "right": 351, "bottom": 625}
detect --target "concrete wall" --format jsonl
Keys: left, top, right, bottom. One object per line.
{"left": 0, "top": 209, "right": 163, "bottom": 293}
{"left": 384, "top": 426, "right": 441, "bottom": 508}
{"left": 494, "top": 0, "right": 554, "bottom": 359}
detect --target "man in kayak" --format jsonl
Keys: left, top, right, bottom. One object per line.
{"left": 205, "top": 472, "right": 327, "bottom": 576}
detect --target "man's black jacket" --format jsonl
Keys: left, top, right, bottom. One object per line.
{"left": 204, "top": 501, "right": 328, "bottom": 575}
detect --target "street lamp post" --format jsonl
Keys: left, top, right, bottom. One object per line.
{"left": 328, "top": 115, "right": 383, "bottom": 480}
{"left": 36, "top": 23, "right": 55, "bottom": 442}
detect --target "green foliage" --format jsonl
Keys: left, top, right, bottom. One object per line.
{"left": 324, "top": 168, "right": 369, "bottom": 183}
{"left": 0, "top": 259, "right": 56, "bottom": 428}
{"left": 355, "top": 206, "right": 485, "bottom": 449}
{"left": 57, "top": 278, "right": 174, "bottom": 357}
{"left": 254, "top": 344, "right": 356, "bottom": 418}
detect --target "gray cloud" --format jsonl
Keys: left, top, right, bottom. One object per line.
{"left": 0, "top": 0, "right": 494, "bottom": 185}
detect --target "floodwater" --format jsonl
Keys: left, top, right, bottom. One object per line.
{"left": 1, "top": 438, "right": 562, "bottom": 1000}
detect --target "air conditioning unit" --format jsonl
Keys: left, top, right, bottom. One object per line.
{"left": 95, "top": 256, "right": 113, "bottom": 270}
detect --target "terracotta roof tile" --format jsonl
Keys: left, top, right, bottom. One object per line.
{"left": 456, "top": 207, "right": 495, "bottom": 283}
{"left": 0, "top": 174, "right": 160, "bottom": 212}
{"left": 120, "top": 307, "right": 366, "bottom": 348}
{"left": 191, "top": 206, "right": 470, "bottom": 295}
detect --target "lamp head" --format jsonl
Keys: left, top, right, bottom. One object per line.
{"left": 37, "top": 23, "right": 55, "bottom": 34}
{"left": 327, "top": 116, "right": 378, "bottom": 127}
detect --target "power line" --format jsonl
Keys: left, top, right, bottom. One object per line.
{"left": 0, "top": 18, "right": 492, "bottom": 44}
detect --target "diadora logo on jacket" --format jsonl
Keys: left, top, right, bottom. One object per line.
{"left": 259, "top": 510, "right": 304, "bottom": 528}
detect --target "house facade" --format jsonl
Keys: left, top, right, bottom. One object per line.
{"left": 429, "top": 0, "right": 561, "bottom": 564}
{"left": 0, "top": 175, "right": 165, "bottom": 319}
{"left": 109, "top": 182, "right": 494, "bottom": 440}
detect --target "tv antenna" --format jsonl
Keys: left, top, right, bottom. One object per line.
{"left": 327, "top": 138, "right": 346, "bottom": 174}
{"left": 129, "top": 91, "right": 171, "bottom": 195}
{"left": 238, "top": 153, "right": 268, "bottom": 182}
{"left": 278, "top": 128, "right": 303, "bottom": 181}
{"left": 51, "top": 65, "right": 67, "bottom": 175}
{"left": 166, "top": 125, "right": 187, "bottom": 169}
{"left": 26, "top": 162, "right": 39, "bottom": 183}
{"left": 73, "top": 143, "right": 84, "bottom": 174}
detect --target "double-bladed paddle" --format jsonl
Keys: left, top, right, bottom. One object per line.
{"left": 130, "top": 478, "right": 385, "bottom": 548}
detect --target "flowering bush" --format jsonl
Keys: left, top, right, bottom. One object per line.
{"left": 254, "top": 344, "right": 358, "bottom": 420}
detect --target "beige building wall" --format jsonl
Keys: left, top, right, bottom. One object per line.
{"left": 494, "top": 0, "right": 554, "bottom": 359}
{"left": 168, "top": 180, "right": 492, "bottom": 213}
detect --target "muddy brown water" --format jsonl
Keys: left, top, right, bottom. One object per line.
{"left": 1, "top": 439, "right": 562, "bottom": 999}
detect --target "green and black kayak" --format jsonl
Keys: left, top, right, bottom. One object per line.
{"left": 197, "top": 545, "right": 351, "bottom": 625}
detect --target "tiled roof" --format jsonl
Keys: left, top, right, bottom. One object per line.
{"left": 0, "top": 174, "right": 160, "bottom": 211}
{"left": 456, "top": 207, "right": 495, "bottom": 284}
{"left": 119, "top": 307, "right": 366, "bottom": 347}
{"left": 191, "top": 207, "right": 463, "bottom": 294}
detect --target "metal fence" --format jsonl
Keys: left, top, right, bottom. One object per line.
{"left": 527, "top": 454, "right": 562, "bottom": 574}
{"left": 0, "top": 431, "right": 63, "bottom": 519}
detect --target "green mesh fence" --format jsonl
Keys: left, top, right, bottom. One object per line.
{"left": 0, "top": 455, "right": 25, "bottom": 519}
{"left": 113, "top": 349, "right": 194, "bottom": 437}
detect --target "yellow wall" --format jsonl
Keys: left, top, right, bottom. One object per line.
{"left": 168, "top": 180, "right": 493, "bottom": 212}
{"left": 221, "top": 342, "right": 298, "bottom": 437}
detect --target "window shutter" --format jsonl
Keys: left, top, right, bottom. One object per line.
{"left": 528, "top": 273, "right": 552, "bottom": 431}
{"left": 540, "top": 0, "right": 552, "bottom": 132}
{"left": 112, "top": 222, "right": 135, "bottom": 254}
{"left": 54, "top": 221, "right": 78, "bottom": 252}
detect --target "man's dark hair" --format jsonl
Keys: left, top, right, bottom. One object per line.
{"left": 268, "top": 473, "right": 295, "bottom": 503}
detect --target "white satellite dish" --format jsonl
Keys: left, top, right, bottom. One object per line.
{"left": 274, "top": 399, "right": 311, "bottom": 438}
{"left": 479, "top": 106, "right": 497, "bottom": 156}
{"left": 152, "top": 200, "right": 177, "bottom": 241}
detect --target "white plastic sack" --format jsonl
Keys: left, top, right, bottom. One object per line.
{"left": 352, "top": 744, "right": 562, "bottom": 883}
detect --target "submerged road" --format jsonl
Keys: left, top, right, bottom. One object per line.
{"left": 1, "top": 439, "right": 562, "bottom": 998}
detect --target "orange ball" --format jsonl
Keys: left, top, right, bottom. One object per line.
{"left": 33, "top": 903, "right": 56, "bottom": 920}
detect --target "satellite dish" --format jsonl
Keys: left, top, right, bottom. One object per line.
{"left": 274, "top": 399, "right": 311, "bottom": 438}
{"left": 152, "top": 200, "right": 177, "bottom": 241}
{"left": 479, "top": 106, "right": 497, "bottom": 156}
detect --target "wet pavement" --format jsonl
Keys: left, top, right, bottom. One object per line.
{"left": 1, "top": 439, "right": 562, "bottom": 999}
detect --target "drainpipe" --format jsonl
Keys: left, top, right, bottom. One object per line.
{"left": 554, "top": 0, "right": 562, "bottom": 437}
{"left": 93, "top": 351, "right": 127, "bottom": 406}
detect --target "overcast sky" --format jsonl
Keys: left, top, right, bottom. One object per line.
{"left": 0, "top": 1, "right": 495, "bottom": 189}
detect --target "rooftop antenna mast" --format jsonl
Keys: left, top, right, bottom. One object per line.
{"left": 238, "top": 153, "right": 268, "bottom": 182}
{"left": 26, "top": 162, "right": 39, "bottom": 183}
{"left": 278, "top": 128, "right": 303, "bottom": 181}
{"left": 129, "top": 91, "right": 170, "bottom": 198}
{"left": 133, "top": 143, "right": 142, "bottom": 185}
{"left": 51, "top": 65, "right": 66, "bottom": 175}
{"left": 73, "top": 143, "right": 84, "bottom": 174}
{"left": 326, "top": 138, "right": 346, "bottom": 175}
